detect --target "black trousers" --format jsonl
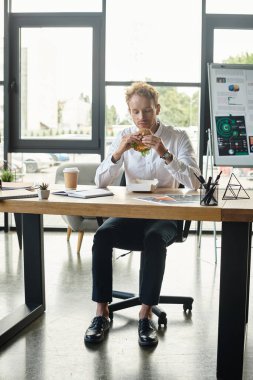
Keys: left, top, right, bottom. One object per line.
{"left": 92, "top": 217, "right": 178, "bottom": 305}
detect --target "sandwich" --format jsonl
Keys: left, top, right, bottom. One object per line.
{"left": 131, "top": 128, "right": 152, "bottom": 157}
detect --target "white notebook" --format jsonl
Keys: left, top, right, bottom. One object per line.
{"left": 53, "top": 188, "right": 114, "bottom": 199}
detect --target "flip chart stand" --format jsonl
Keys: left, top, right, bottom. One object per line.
{"left": 198, "top": 128, "right": 218, "bottom": 263}
{"left": 222, "top": 173, "right": 250, "bottom": 200}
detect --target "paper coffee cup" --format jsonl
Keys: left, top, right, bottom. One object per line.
{"left": 63, "top": 167, "right": 79, "bottom": 190}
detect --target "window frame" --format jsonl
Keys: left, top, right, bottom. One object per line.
{"left": 7, "top": 12, "right": 105, "bottom": 156}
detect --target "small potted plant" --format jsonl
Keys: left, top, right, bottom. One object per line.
{"left": 1, "top": 169, "right": 15, "bottom": 182}
{"left": 37, "top": 182, "right": 50, "bottom": 200}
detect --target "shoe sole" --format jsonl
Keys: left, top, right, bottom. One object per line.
{"left": 84, "top": 337, "right": 104, "bottom": 344}
{"left": 138, "top": 339, "right": 158, "bottom": 347}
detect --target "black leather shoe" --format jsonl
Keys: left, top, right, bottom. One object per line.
{"left": 138, "top": 318, "right": 158, "bottom": 347}
{"left": 84, "top": 316, "right": 110, "bottom": 343}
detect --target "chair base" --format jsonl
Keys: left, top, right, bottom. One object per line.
{"left": 109, "top": 290, "right": 194, "bottom": 327}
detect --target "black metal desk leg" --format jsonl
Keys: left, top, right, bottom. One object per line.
{"left": 0, "top": 213, "right": 45, "bottom": 347}
{"left": 23, "top": 214, "right": 45, "bottom": 308}
{"left": 217, "top": 221, "right": 251, "bottom": 379}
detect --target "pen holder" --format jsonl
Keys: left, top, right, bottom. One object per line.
{"left": 200, "top": 184, "right": 218, "bottom": 206}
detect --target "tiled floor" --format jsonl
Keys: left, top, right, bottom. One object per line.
{"left": 0, "top": 229, "right": 252, "bottom": 380}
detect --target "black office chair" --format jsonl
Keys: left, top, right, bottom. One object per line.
{"left": 97, "top": 174, "right": 193, "bottom": 327}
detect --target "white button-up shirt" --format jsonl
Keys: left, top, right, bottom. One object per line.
{"left": 95, "top": 121, "right": 201, "bottom": 190}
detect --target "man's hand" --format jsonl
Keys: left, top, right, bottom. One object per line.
{"left": 141, "top": 134, "right": 167, "bottom": 157}
{"left": 112, "top": 133, "right": 142, "bottom": 162}
{"left": 112, "top": 131, "right": 168, "bottom": 162}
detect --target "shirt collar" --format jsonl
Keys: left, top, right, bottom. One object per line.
{"left": 154, "top": 119, "right": 163, "bottom": 137}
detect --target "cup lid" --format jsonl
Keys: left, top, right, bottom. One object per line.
{"left": 63, "top": 167, "right": 79, "bottom": 173}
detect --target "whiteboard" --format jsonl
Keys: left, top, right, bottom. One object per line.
{"left": 208, "top": 63, "right": 253, "bottom": 167}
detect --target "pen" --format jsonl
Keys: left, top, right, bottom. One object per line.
{"left": 214, "top": 171, "right": 222, "bottom": 185}
{"left": 207, "top": 171, "right": 222, "bottom": 196}
{"left": 206, "top": 176, "right": 212, "bottom": 191}
{"left": 194, "top": 173, "right": 207, "bottom": 188}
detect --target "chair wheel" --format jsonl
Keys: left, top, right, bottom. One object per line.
{"left": 183, "top": 303, "right": 192, "bottom": 312}
{"left": 158, "top": 315, "right": 167, "bottom": 327}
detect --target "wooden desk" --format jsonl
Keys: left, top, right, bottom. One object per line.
{"left": 0, "top": 186, "right": 252, "bottom": 379}
{"left": 0, "top": 186, "right": 222, "bottom": 221}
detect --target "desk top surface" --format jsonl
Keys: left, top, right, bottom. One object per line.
{"left": 221, "top": 193, "right": 253, "bottom": 222}
{"left": 0, "top": 185, "right": 252, "bottom": 222}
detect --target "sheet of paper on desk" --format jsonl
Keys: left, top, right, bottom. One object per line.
{"left": 52, "top": 188, "right": 114, "bottom": 199}
{"left": 137, "top": 194, "right": 200, "bottom": 205}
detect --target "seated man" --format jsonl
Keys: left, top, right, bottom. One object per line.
{"left": 84, "top": 82, "right": 200, "bottom": 347}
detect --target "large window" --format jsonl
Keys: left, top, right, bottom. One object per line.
{"left": 20, "top": 27, "right": 93, "bottom": 141}
{"left": 213, "top": 29, "right": 253, "bottom": 64}
{"left": 11, "top": 0, "right": 102, "bottom": 13}
{"left": 106, "top": 0, "right": 201, "bottom": 83}
{"left": 0, "top": 0, "right": 3, "bottom": 82}
{"left": 206, "top": 0, "right": 253, "bottom": 14}
{"left": 8, "top": 1, "right": 202, "bottom": 161}
{"left": 0, "top": 0, "right": 4, "bottom": 227}
{"left": 105, "top": 0, "right": 202, "bottom": 162}
{"left": 0, "top": 88, "right": 3, "bottom": 159}
{"left": 9, "top": 13, "right": 104, "bottom": 154}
